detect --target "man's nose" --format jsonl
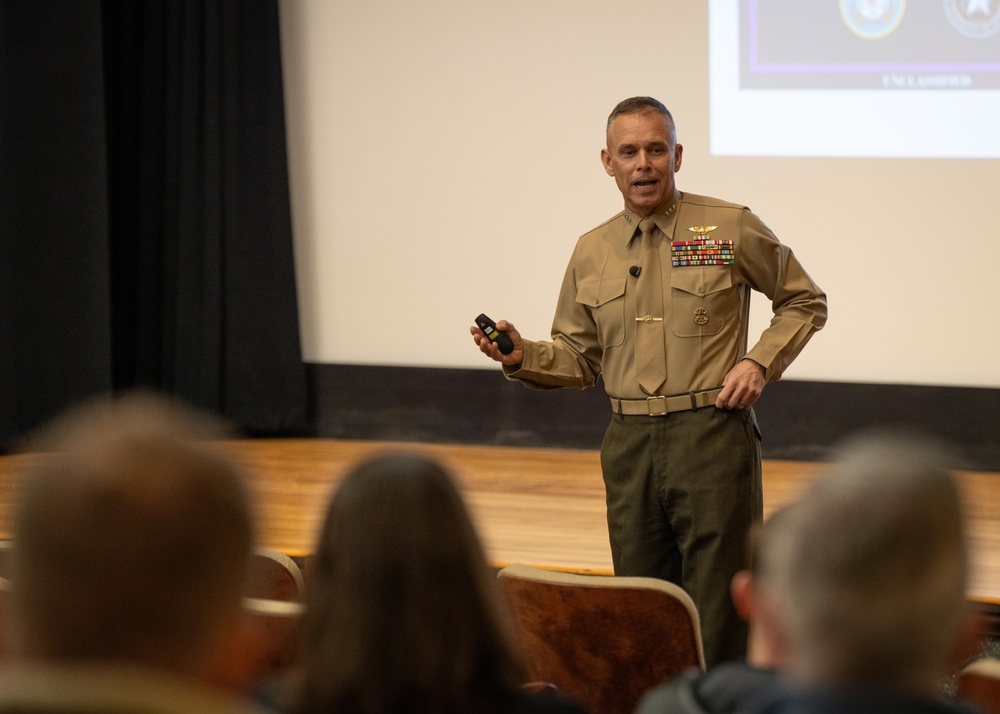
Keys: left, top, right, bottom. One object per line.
{"left": 635, "top": 150, "right": 650, "bottom": 167}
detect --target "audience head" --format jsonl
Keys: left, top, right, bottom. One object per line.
{"left": 296, "top": 451, "right": 522, "bottom": 714}
{"left": 8, "top": 391, "right": 255, "bottom": 680}
{"left": 755, "top": 431, "right": 968, "bottom": 694}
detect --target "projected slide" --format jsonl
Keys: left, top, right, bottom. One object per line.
{"left": 743, "top": 0, "right": 1000, "bottom": 89}
{"left": 709, "top": 0, "right": 1000, "bottom": 157}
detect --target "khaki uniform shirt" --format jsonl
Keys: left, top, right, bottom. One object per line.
{"left": 506, "top": 191, "right": 827, "bottom": 399}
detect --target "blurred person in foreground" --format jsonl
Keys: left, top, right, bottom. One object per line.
{"left": 290, "top": 451, "right": 587, "bottom": 714}
{"left": 746, "top": 432, "right": 982, "bottom": 714}
{"left": 0, "top": 392, "right": 268, "bottom": 714}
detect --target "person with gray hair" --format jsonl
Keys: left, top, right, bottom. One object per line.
{"left": 0, "top": 393, "right": 269, "bottom": 714}
{"left": 747, "top": 432, "right": 980, "bottom": 714}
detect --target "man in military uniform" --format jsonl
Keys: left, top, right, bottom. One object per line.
{"left": 471, "top": 96, "right": 827, "bottom": 666}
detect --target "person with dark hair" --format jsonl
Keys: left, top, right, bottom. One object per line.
{"left": 292, "top": 451, "right": 587, "bottom": 714}
{"left": 0, "top": 392, "right": 267, "bottom": 714}
{"left": 471, "top": 96, "right": 827, "bottom": 666}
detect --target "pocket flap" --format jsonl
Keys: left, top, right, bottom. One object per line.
{"left": 576, "top": 276, "right": 627, "bottom": 308}
{"left": 671, "top": 267, "right": 732, "bottom": 297}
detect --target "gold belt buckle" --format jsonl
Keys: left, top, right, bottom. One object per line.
{"left": 646, "top": 396, "right": 668, "bottom": 416}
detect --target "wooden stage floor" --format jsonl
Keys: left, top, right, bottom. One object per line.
{"left": 2, "top": 438, "right": 999, "bottom": 604}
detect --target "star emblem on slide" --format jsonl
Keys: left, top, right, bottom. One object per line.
{"left": 943, "top": 0, "right": 1000, "bottom": 36}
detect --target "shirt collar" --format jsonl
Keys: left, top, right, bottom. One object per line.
{"left": 623, "top": 190, "right": 682, "bottom": 245}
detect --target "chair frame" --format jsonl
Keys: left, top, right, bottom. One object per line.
{"left": 497, "top": 563, "right": 705, "bottom": 714}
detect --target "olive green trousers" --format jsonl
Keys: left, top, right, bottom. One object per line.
{"left": 600, "top": 405, "right": 763, "bottom": 667}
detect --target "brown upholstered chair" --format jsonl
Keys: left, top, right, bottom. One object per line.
{"left": 497, "top": 563, "right": 705, "bottom": 714}
{"left": 240, "top": 548, "right": 305, "bottom": 678}
{"left": 957, "top": 658, "right": 1000, "bottom": 714}
{"left": 244, "top": 548, "right": 305, "bottom": 603}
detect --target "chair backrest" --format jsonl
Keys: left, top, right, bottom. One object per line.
{"left": 958, "top": 658, "right": 1000, "bottom": 714}
{"left": 244, "top": 547, "right": 305, "bottom": 603}
{"left": 240, "top": 548, "right": 305, "bottom": 679}
{"left": 497, "top": 563, "right": 705, "bottom": 714}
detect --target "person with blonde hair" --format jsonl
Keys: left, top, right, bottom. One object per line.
{"left": 292, "top": 451, "right": 586, "bottom": 714}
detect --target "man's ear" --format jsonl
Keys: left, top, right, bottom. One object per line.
{"left": 601, "top": 148, "right": 615, "bottom": 176}
{"left": 674, "top": 143, "right": 683, "bottom": 172}
{"left": 730, "top": 569, "right": 755, "bottom": 622}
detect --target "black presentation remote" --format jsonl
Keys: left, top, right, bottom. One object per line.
{"left": 475, "top": 313, "right": 515, "bottom": 355}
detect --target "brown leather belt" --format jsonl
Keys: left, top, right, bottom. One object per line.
{"left": 610, "top": 388, "right": 723, "bottom": 417}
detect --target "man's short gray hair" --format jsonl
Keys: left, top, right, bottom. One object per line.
{"left": 606, "top": 96, "right": 677, "bottom": 143}
{"left": 759, "top": 431, "right": 968, "bottom": 690}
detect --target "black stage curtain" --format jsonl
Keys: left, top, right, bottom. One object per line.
{"left": 0, "top": 0, "right": 308, "bottom": 449}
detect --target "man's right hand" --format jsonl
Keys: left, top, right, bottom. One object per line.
{"left": 470, "top": 319, "right": 523, "bottom": 366}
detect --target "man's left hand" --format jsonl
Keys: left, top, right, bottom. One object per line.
{"left": 716, "top": 359, "right": 766, "bottom": 410}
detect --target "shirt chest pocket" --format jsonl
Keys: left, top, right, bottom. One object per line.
{"left": 576, "top": 276, "right": 627, "bottom": 348}
{"left": 670, "top": 267, "right": 735, "bottom": 337}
